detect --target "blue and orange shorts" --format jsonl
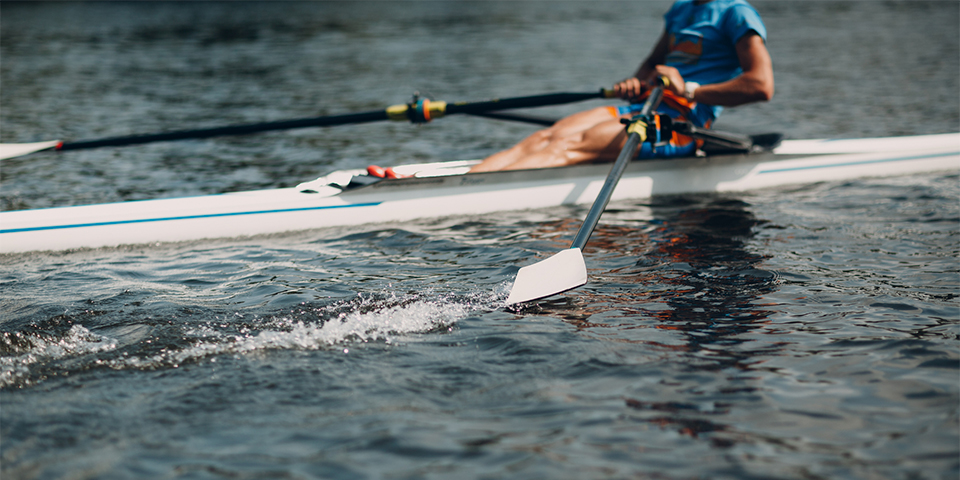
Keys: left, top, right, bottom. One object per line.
{"left": 606, "top": 93, "right": 708, "bottom": 159}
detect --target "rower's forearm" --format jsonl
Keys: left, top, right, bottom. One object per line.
{"left": 693, "top": 74, "right": 774, "bottom": 106}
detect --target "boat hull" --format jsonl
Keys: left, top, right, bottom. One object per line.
{"left": 2, "top": 133, "right": 958, "bottom": 253}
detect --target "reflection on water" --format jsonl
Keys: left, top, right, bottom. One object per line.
{"left": 545, "top": 196, "right": 782, "bottom": 443}
{"left": 522, "top": 181, "right": 958, "bottom": 477}
{"left": 629, "top": 198, "right": 779, "bottom": 445}
{"left": 639, "top": 198, "right": 778, "bottom": 368}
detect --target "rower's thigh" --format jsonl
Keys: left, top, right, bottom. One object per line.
{"left": 550, "top": 106, "right": 619, "bottom": 137}
{"left": 579, "top": 117, "right": 630, "bottom": 159}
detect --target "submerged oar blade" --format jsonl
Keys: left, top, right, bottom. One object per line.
{"left": 0, "top": 140, "right": 60, "bottom": 161}
{"left": 506, "top": 248, "right": 587, "bottom": 305}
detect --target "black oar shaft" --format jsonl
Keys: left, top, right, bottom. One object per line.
{"left": 55, "top": 89, "right": 612, "bottom": 152}
{"left": 58, "top": 110, "right": 391, "bottom": 151}
{"left": 445, "top": 90, "right": 610, "bottom": 115}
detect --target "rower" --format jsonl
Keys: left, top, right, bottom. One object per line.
{"left": 468, "top": 0, "right": 774, "bottom": 172}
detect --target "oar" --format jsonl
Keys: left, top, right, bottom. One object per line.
{"left": 0, "top": 89, "right": 614, "bottom": 161}
{"left": 505, "top": 83, "right": 665, "bottom": 305}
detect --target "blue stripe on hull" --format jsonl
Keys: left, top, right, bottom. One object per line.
{"left": 1, "top": 202, "right": 382, "bottom": 234}
{"left": 758, "top": 152, "right": 959, "bottom": 174}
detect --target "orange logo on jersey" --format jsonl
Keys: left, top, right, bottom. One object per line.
{"left": 666, "top": 33, "right": 702, "bottom": 65}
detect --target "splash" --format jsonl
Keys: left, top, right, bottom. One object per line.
{"left": 1, "top": 289, "right": 502, "bottom": 389}
{"left": 116, "top": 289, "right": 498, "bottom": 371}
{"left": 0, "top": 324, "right": 118, "bottom": 388}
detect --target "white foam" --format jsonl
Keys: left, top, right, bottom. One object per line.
{"left": 116, "top": 291, "right": 494, "bottom": 370}
{"left": 0, "top": 325, "right": 118, "bottom": 387}
{"left": 2, "top": 291, "right": 501, "bottom": 384}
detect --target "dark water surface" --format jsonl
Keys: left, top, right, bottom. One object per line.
{"left": 2, "top": 2, "right": 958, "bottom": 479}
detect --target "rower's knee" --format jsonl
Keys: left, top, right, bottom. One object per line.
{"left": 522, "top": 128, "right": 559, "bottom": 151}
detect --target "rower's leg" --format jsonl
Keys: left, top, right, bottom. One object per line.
{"left": 468, "top": 107, "right": 617, "bottom": 172}
{"left": 497, "top": 117, "right": 629, "bottom": 170}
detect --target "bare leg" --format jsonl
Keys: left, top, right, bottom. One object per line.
{"left": 499, "top": 117, "right": 629, "bottom": 170}
{"left": 469, "top": 107, "right": 622, "bottom": 172}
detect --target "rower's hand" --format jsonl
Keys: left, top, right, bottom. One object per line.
{"left": 615, "top": 65, "right": 692, "bottom": 102}
{"left": 613, "top": 77, "right": 645, "bottom": 102}
{"left": 646, "top": 65, "right": 688, "bottom": 98}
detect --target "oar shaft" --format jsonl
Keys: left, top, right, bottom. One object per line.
{"left": 51, "top": 89, "right": 612, "bottom": 153}
{"left": 58, "top": 110, "right": 391, "bottom": 151}
{"left": 570, "top": 131, "right": 642, "bottom": 250}
{"left": 569, "top": 85, "right": 664, "bottom": 251}
{"left": 445, "top": 90, "right": 611, "bottom": 115}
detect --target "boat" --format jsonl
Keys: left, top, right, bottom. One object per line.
{"left": 0, "top": 132, "right": 957, "bottom": 254}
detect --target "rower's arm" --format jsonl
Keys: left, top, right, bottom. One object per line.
{"left": 635, "top": 31, "right": 671, "bottom": 81}
{"left": 613, "top": 31, "right": 670, "bottom": 100}
{"left": 691, "top": 33, "right": 774, "bottom": 106}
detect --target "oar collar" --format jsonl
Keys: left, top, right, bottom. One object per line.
{"left": 385, "top": 97, "right": 448, "bottom": 123}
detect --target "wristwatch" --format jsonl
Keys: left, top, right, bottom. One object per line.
{"left": 684, "top": 82, "right": 699, "bottom": 101}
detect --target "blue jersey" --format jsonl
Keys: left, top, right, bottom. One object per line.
{"left": 660, "top": 0, "right": 767, "bottom": 126}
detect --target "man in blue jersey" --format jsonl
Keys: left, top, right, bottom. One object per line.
{"left": 469, "top": 0, "right": 773, "bottom": 172}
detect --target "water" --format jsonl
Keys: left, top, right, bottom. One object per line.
{"left": 1, "top": 2, "right": 958, "bottom": 479}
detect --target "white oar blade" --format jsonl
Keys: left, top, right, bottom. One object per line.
{"left": 0, "top": 141, "right": 60, "bottom": 160}
{"left": 506, "top": 248, "right": 587, "bottom": 305}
